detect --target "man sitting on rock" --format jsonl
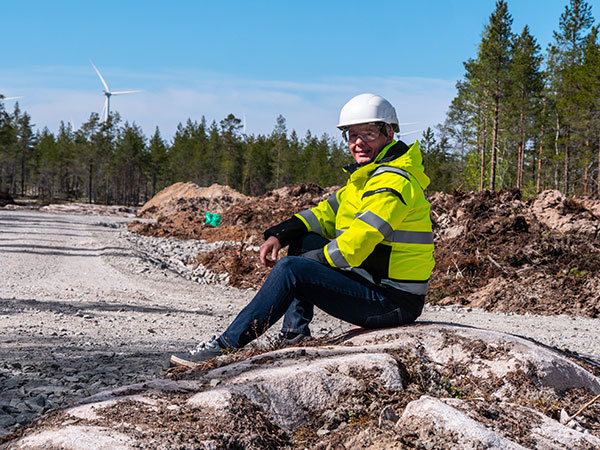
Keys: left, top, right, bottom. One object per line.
{"left": 171, "top": 93, "right": 435, "bottom": 367}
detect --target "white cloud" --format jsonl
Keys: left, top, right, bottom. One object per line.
{"left": 1, "top": 67, "right": 457, "bottom": 142}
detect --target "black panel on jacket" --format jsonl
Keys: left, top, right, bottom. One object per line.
{"left": 359, "top": 243, "right": 392, "bottom": 282}
{"left": 264, "top": 216, "right": 308, "bottom": 247}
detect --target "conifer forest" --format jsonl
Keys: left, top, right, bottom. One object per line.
{"left": 1, "top": 0, "right": 598, "bottom": 205}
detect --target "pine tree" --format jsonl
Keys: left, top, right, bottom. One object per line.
{"left": 509, "top": 25, "right": 544, "bottom": 190}
{"left": 147, "top": 127, "right": 168, "bottom": 197}
{"left": 112, "top": 122, "right": 146, "bottom": 205}
{"left": 219, "top": 114, "right": 243, "bottom": 189}
{"left": 547, "top": 0, "right": 595, "bottom": 195}
{"left": 270, "top": 115, "right": 288, "bottom": 188}
{"left": 242, "top": 134, "right": 272, "bottom": 195}
{"left": 55, "top": 121, "right": 78, "bottom": 200}
{"left": 34, "top": 128, "right": 58, "bottom": 199}
{"left": 478, "top": 0, "right": 514, "bottom": 190}
{"left": 14, "top": 107, "right": 36, "bottom": 196}
{"left": 578, "top": 27, "right": 600, "bottom": 195}
{"left": 0, "top": 99, "right": 17, "bottom": 195}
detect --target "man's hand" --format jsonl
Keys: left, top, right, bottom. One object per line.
{"left": 260, "top": 236, "right": 281, "bottom": 268}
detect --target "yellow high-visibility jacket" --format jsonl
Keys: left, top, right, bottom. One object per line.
{"left": 267, "top": 140, "right": 434, "bottom": 296}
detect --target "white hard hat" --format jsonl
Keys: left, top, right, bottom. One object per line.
{"left": 337, "top": 93, "right": 399, "bottom": 132}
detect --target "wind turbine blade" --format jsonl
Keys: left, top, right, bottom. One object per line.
{"left": 397, "top": 121, "right": 420, "bottom": 126}
{"left": 3, "top": 96, "right": 23, "bottom": 101}
{"left": 111, "top": 90, "right": 143, "bottom": 95}
{"left": 399, "top": 129, "right": 424, "bottom": 137}
{"left": 89, "top": 60, "right": 110, "bottom": 92}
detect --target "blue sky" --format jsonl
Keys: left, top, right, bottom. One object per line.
{"left": 0, "top": 0, "right": 588, "bottom": 142}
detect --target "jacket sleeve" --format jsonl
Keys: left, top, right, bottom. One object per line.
{"left": 264, "top": 187, "right": 343, "bottom": 247}
{"left": 308, "top": 169, "right": 417, "bottom": 268}
{"left": 292, "top": 188, "right": 343, "bottom": 241}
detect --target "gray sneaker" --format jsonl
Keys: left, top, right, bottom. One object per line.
{"left": 278, "top": 332, "right": 310, "bottom": 346}
{"left": 170, "top": 336, "right": 223, "bottom": 368}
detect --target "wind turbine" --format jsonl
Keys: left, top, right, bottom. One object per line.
{"left": 399, "top": 129, "right": 424, "bottom": 137}
{"left": 1, "top": 96, "right": 23, "bottom": 102}
{"left": 90, "top": 60, "right": 142, "bottom": 122}
{"left": 396, "top": 121, "right": 422, "bottom": 138}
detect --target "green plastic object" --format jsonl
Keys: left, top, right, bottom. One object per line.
{"left": 204, "top": 212, "right": 221, "bottom": 227}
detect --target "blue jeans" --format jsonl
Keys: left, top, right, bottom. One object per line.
{"left": 219, "top": 233, "right": 424, "bottom": 348}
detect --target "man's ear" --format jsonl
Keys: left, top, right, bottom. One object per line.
{"left": 386, "top": 124, "right": 395, "bottom": 142}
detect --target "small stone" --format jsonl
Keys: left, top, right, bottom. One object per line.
{"left": 316, "top": 428, "right": 330, "bottom": 436}
{"left": 0, "top": 404, "right": 19, "bottom": 415}
{"left": 378, "top": 405, "right": 399, "bottom": 428}
{"left": 0, "top": 415, "right": 16, "bottom": 428}
{"left": 209, "top": 379, "right": 220, "bottom": 387}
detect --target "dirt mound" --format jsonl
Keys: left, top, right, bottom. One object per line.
{"left": 532, "top": 189, "right": 600, "bottom": 236}
{"left": 128, "top": 182, "right": 336, "bottom": 242}
{"left": 429, "top": 189, "right": 600, "bottom": 318}
{"left": 137, "top": 182, "right": 247, "bottom": 219}
{"left": 220, "top": 183, "right": 336, "bottom": 233}
{"left": 194, "top": 244, "right": 270, "bottom": 290}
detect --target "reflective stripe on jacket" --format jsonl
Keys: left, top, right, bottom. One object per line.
{"left": 295, "top": 140, "right": 435, "bottom": 295}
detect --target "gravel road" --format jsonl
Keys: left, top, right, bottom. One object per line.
{"left": 1, "top": 209, "right": 599, "bottom": 439}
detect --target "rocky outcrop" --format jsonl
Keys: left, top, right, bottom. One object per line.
{"left": 5, "top": 324, "right": 600, "bottom": 449}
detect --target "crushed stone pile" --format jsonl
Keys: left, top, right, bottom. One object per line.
{"left": 6, "top": 326, "right": 600, "bottom": 448}
{"left": 429, "top": 189, "right": 600, "bottom": 318}
{"left": 39, "top": 203, "right": 137, "bottom": 217}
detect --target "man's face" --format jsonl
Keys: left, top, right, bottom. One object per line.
{"left": 346, "top": 123, "right": 393, "bottom": 164}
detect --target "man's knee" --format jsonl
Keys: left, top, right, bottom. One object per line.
{"left": 273, "top": 255, "right": 321, "bottom": 279}
{"left": 274, "top": 255, "right": 306, "bottom": 271}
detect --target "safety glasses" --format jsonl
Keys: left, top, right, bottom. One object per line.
{"left": 342, "top": 122, "right": 387, "bottom": 143}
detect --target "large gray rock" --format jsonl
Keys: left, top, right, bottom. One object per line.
{"left": 5, "top": 324, "right": 600, "bottom": 449}
{"left": 398, "top": 396, "right": 526, "bottom": 449}
{"left": 398, "top": 396, "right": 600, "bottom": 449}
{"left": 12, "top": 426, "right": 133, "bottom": 450}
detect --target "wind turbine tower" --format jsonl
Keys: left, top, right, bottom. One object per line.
{"left": 90, "top": 60, "right": 142, "bottom": 122}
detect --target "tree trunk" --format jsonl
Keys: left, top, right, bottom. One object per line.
{"left": 563, "top": 135, "right": 569, "bottom": 196}
{"left": 517, "top": 105, "right": 525, "bottom": 189}
{"left": 554, "top": 114, "right": 560, "bottom": 190}
{"left": 536, "top": 99, "right": 546, "bottom": 194}
{"left": 489, "top": 83, "right": 500, "bottom": 191}
{"left": 584, "top": 136, "right": 590, "bottom": 196}
{"left": 479, "top": 109, "right": 486, "bottom": 191}
{"left": 88, "top": 162, "right": 93, "bottom": 204}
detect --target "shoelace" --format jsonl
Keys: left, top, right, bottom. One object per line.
{"left": 189, "top": 336, "right": 218, "bottom": 355}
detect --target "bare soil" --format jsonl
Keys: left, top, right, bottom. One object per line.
{"left": 130, "top": 184, "right": 600, "bottom": 319}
